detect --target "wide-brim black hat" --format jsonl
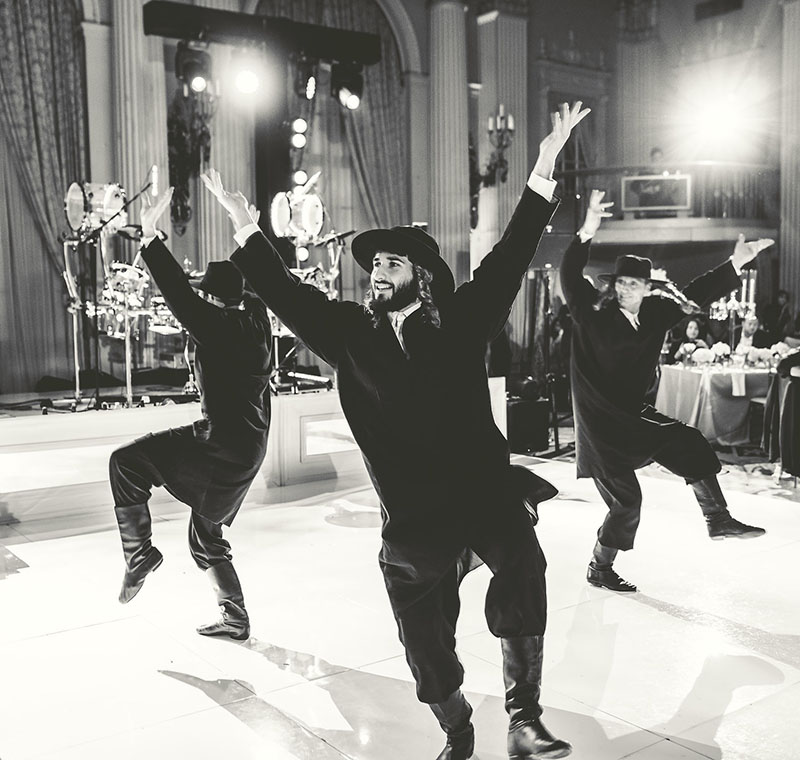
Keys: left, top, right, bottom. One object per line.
{"left": 187, "top": 260, "right": 244, "bottom": 304}
{"left": 351, "top": 226, "right": 456, "bottom": 300}
{"left": 598, "top": 254, "right": 668, "bottom": 284}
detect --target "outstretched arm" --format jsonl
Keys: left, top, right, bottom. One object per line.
{"left": 138, "top": 186, "right": 219, "bottom": 344}
{"left": 457, "top": 102, "right": 590, "bottom": 339}
{"left": 200, "top": 170, "right": 348, "bottom": 367}
{"left": 560, "top": 189, "right": 611, "bottom": 324}
{"left": 682, "top": 234, "right": 774, "bottom": 308}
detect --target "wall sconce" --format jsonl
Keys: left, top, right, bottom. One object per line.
{"left": 469, "top": 104, "right": 515, "bottom": 228}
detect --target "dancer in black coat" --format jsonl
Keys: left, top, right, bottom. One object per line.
{"left": 202, "top": 102, "right": 590, "bottom": 760}
{"left": 561, "top": 191, "right": 772, "bottom": 593}
{"left": 109, "top": 187, "right": 272, "bottom": 640}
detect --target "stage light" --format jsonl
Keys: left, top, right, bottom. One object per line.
{"left": 296, "top": 246, "right": 310, "bottom": 262}
{"left": 190, "top": 75, "right": 208, "bottom": 93}
{"left": 331, "top": 62, "right": 363, "bottom": 110}
{"left": 175, "top": 41, "right": 212, "bottom": 97}
{"left": 290, "top": 133, "right": 307, "bottom": 149}
{"left": 293, "top": 170, "right": 308, "bottom": 185}
{"left": 292, "top": 118, "right": 308, "bottom": 134}
{"left": 235, "top": 68, "right": 259, "bottom": 94}
{"left": 294, "top": 56, "right": 318, "bottom": 101}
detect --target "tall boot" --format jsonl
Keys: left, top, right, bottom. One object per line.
{"left": 429, "top": 689, "right": 474, "bottom": 760}
{"left": 502, "top": 636, "right": 571, "bottom": 760}
{"left": 690, "top": 476, "right": 765, "bottom": 540}
{"left": 197, "top": 560, "right": 250, "bottom": 640}
{"left": 586, "top": 540, "right": 636, "bottom": 593}
{"left": 114, "top": 504, "right": 163, "bottom": 604}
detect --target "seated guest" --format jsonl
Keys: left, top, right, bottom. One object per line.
{"left": 733, "top": 315, "right": 771, "bottom": 353}
{"left": 761, "top": 289, "right": 794, "bottom": 343}
{"left": 667, "top": 317, "right": 710, "bottom": 363}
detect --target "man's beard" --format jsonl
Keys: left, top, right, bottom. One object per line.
{"left": 370, "top": 278, "right": 417, "bottom": 315}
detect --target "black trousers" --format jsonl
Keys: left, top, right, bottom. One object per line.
{"left": 592, "top": 418, "right": 720, "bottom": 551}
{"left": 110, "top": 435, "right": 232, "bottom": 570}
{"left": 386, "top": 505, "right": 547, "bottom": 704}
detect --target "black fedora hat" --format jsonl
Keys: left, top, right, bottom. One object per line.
{"left": 187, "top": 261, "right": 244, "bottom": 304}
{"left": 598, "top": 254, "right": 668, "bottom": 284}
{"left": 351, "top": 226, "right": 456, "bottom": 300}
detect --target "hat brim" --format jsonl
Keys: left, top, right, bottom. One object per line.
{"left": 352, "top": 229, "right": 455, "bottom": 298}
{"left": 597, "top": 273, "right": 669, "bottom": 285}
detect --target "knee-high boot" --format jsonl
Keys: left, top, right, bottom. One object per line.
{"left": 114, "top": 504, "right": 163, "bottom": 604}
{"left": 429, "top": 689, "right": 474, "bottom": 760}
{"left": 502, "top": 636, "right": 571, "bottom": 760}
{"left": 197, "top": 560, "right": 250, "bottom": 640}
{"left": 689, "top": 476, "right": 765, "bottom": 539}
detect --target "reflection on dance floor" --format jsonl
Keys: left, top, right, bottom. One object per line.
{"left": 1, "top": 413, "right": 799, "bottom": 759}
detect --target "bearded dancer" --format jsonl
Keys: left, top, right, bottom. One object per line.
{"left": 201, "top": 101, "right": 590, "bottom": 760}
{"left": 561, "top": 190, "right": 772, "bottom": 594}
{"left": 109, "top": 186, "right": 272, "bottom": 641}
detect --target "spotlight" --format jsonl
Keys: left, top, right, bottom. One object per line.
{"left": 175, "top": 40, "right": 212, "bottom": 97}
{"left": 235, "top": 68, "right": 259, "bottom": 94}
{"left": 292, "top": 118, "right": 308, "bottom": 134}
{"left": 296, "top": 246, "right": 310, "bottom": 262}
{"left": 294, "top": 56, "right": 318, "bottom": 101}
{"left": 293, "top": 170, "right": 309, "bottom": 185}
{"left": 331, "top": 62, "right": 364, "bottom": 110}
{"left": 290, "top": 133, "right": 307, "bottom": 149}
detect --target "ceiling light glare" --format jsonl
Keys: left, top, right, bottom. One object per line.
{"left": 293, "top": 170, "right": 309, "bottom": 185}
{"left": 290, "top": 133, "right": 307, "bottom": 149}
{"left": 292, "top": 118, "right": 308, "bottom": 134}
{"left": 235, "top": 69, "right": 259, "bottom": 94}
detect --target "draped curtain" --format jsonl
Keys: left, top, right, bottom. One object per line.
{"left": 0, "top": 0, "right": 87, "bottom": 393}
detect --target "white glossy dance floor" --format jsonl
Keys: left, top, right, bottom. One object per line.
{"left": 1, "top": 405, "right": 799, "bottom": 760}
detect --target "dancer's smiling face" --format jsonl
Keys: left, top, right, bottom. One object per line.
{"left": 370, "top": 252, "right": 416, "bottom": 310}
{"left": 614, "top": 275, "right": 649, "bottom": 314}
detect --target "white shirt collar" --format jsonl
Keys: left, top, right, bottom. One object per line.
{"left": 619, "top": 307, "right": 640, "bottom": 330}
{"left": 388, "top": 300, "right": 422, "bottom": 353}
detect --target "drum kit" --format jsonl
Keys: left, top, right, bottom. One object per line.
{"left": 267, "top": 172, "right": 356, "bottom": 392}
{"left": 61, "top": 176, "right": 191, "bottom": 408}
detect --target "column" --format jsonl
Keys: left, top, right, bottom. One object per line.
{"left": 430, "top": 0, "right": 470, "bottom": 283}
{"left": 407, "top": 70, "right": 431, "bottom": 226}
{"left": 112, "top": 0, "right": 170, "bottom": 252}
{"left": 81, "top": 21, "right": 114, "bottom": 183}
{"left": 614, "top": 39, "right": 661, "bottom": 165}
{"left": 780, "top": 0, "right": 800, "bottom": 302}
{"left": 472, "top": 4, "right": 528, "bottom": 272}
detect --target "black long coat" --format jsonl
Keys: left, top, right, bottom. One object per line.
{"left": 232, "top": 188, "right": 558, "bottom": 609}
{"left": 560, "top": 236, "right": 741, "bottom": 479}
{"left": 140, "top": 240, "right": 272, "bottom": 525}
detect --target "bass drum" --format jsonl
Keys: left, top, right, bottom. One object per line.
{"left": 64, "top": 182, "right": 127, "bottom": 232}
{"left": 64, "top": 182, "right": 88, "bottom": 231}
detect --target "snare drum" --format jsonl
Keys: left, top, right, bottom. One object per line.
{"left": 148, "top": 296, "right": 183, "bottom": 335}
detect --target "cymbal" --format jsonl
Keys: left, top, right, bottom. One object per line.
{"left": 315, "top": 229, "right": 356, "bottom": 247}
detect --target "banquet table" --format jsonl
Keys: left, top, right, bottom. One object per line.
{"left": 655, "top": 364, "right": 773, "bottom": 446}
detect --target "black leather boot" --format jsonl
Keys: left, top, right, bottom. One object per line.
{"left": 586, "top": 541, "right": 637, "bottom": 593}
{"left": 115, "top": 504, "right": 163, "bottom": 604}
{"left": 690, "top": 477, "right": 766, "bottom": 540}
{"left": 502, "top": 637, "right": 572, "bottom": 759}
{"left": 197, "top": 561, "right": 250, "bottom": 640}
{"left": 430, "top": 689, "right": 474, "bottom": 760}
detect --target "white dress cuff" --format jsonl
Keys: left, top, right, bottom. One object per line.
{"left": 234, "top": 223, "right": 262, "bottom": 248}
{"left": 141, "top": 234, "right": 157, "bottom": 248}
{"left": 729, "top": 256, "right": 743, "bottom": 275}
{"left": 577, "top": 229, "right": 594, "bottom": 243}
{"left": 526, "top": 172, "right": 557, "bottom": 202}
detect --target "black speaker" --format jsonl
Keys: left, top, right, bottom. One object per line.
{"left": 507, "top": 398, "right": 550, "bottom": 453}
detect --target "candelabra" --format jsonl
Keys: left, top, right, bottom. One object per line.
{"left": 469, "top": 104, "right": 515, "bottom": 228}
{"left": 709, "top": 269, "right": 757, "bottom": 347}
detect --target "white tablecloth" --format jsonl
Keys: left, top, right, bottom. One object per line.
{"left": 655, "top": 364, "right": 772, "bottom": 446}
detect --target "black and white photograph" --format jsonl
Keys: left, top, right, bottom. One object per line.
{"left": 1, "top": 1, "right": 799, "bottom": 758}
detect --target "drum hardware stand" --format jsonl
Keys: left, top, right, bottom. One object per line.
{"left": 534, "top": 267, "right": 574, "bottom": 459}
